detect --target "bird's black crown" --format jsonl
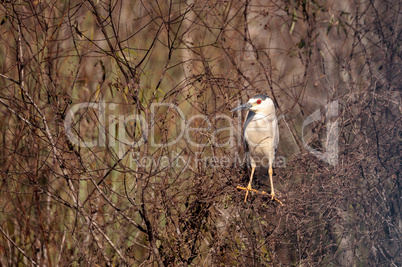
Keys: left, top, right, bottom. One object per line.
{"left": 250, "top": 94, "right": 269, "bottom": 100}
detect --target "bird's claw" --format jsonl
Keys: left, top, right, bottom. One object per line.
{"left": 236, "top": 185, "right": 256, "bottom": 202}
{"left": 236, "top": 186, "right": 258, "bottom": 193}
{"left": 263, "top": 192, "right": 283, "bottom": 206}
{"left": 271, "top": 195, "right": 283, "bottom": 206}
{"left": 236, "top": 186, "right": 283, "bottom": 206}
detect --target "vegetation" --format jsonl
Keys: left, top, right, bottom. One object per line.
{"left": 0, "top": 0, "right": 400, "bottom": 265}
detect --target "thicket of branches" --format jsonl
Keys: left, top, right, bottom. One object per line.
{"left": 0, "top": 0, "right": 400, "bottom": 266}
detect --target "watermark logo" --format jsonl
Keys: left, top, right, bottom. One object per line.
{"left": 302, "top": 101, "right": 338, "bottom": 166}
{"left": 64, "top": 102, "right": 240, "bottom": 151}
{"left": 64, "top": 100, "right": 338, "bottom": 168}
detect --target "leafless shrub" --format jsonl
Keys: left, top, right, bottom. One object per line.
{"left": 0, "top": 0, "right": 400, "bottom": 266}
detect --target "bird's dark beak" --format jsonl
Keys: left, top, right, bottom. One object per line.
{"left": 231, "top": 102, "right": 252, "bottom": 112}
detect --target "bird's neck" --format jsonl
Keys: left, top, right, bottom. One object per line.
{"left": 252, "top": 112, "right": 275, "bottom": 120}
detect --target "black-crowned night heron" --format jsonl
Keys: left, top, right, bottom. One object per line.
{"left": 232, "top": 94, "right": 282, "bottom": 204}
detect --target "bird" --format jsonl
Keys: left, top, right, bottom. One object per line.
{"left": 231, "top": 94, "right": 281, "bottom": 204}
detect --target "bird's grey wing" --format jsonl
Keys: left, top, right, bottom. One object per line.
{"left": 243, "top": 111, "right": 255, "bottom": 167}
{"left": 242, "top": 111, "right": 256, "bottom": 152}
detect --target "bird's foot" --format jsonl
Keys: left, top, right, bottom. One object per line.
{"left": 262, "top": 191, "right": 283, "bottom": 206}
{"left": 236, "top": 185, "right": 257, "bottom": 202}
{"left": 236, "top": 186, "right": 283, "bottom": 206}
{"left": 236, "top": 185, "right": 258, "bottom": 193}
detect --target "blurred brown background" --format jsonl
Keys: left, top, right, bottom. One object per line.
{"left": 0, "top": 0, "right": 400, "bottom": 265}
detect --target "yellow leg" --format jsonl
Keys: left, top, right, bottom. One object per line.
{"left": 237, "top": 165, "right": 283, "bottom": 206}
{"left": 268, "top": 166, "right": 283, "bottom": 205}
{"left": 269, "top": 165, "right": 275, "bottom": 199}
{"left": 244, "top": 166, "right": 255, "bottom": 202}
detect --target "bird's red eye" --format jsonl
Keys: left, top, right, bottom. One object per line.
{"left": 256, "top": 99, "right": 262, "bottom": 104}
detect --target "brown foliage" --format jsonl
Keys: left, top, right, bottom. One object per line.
{"left": 0, "top": 0, "right": 400, "bottom": 266}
